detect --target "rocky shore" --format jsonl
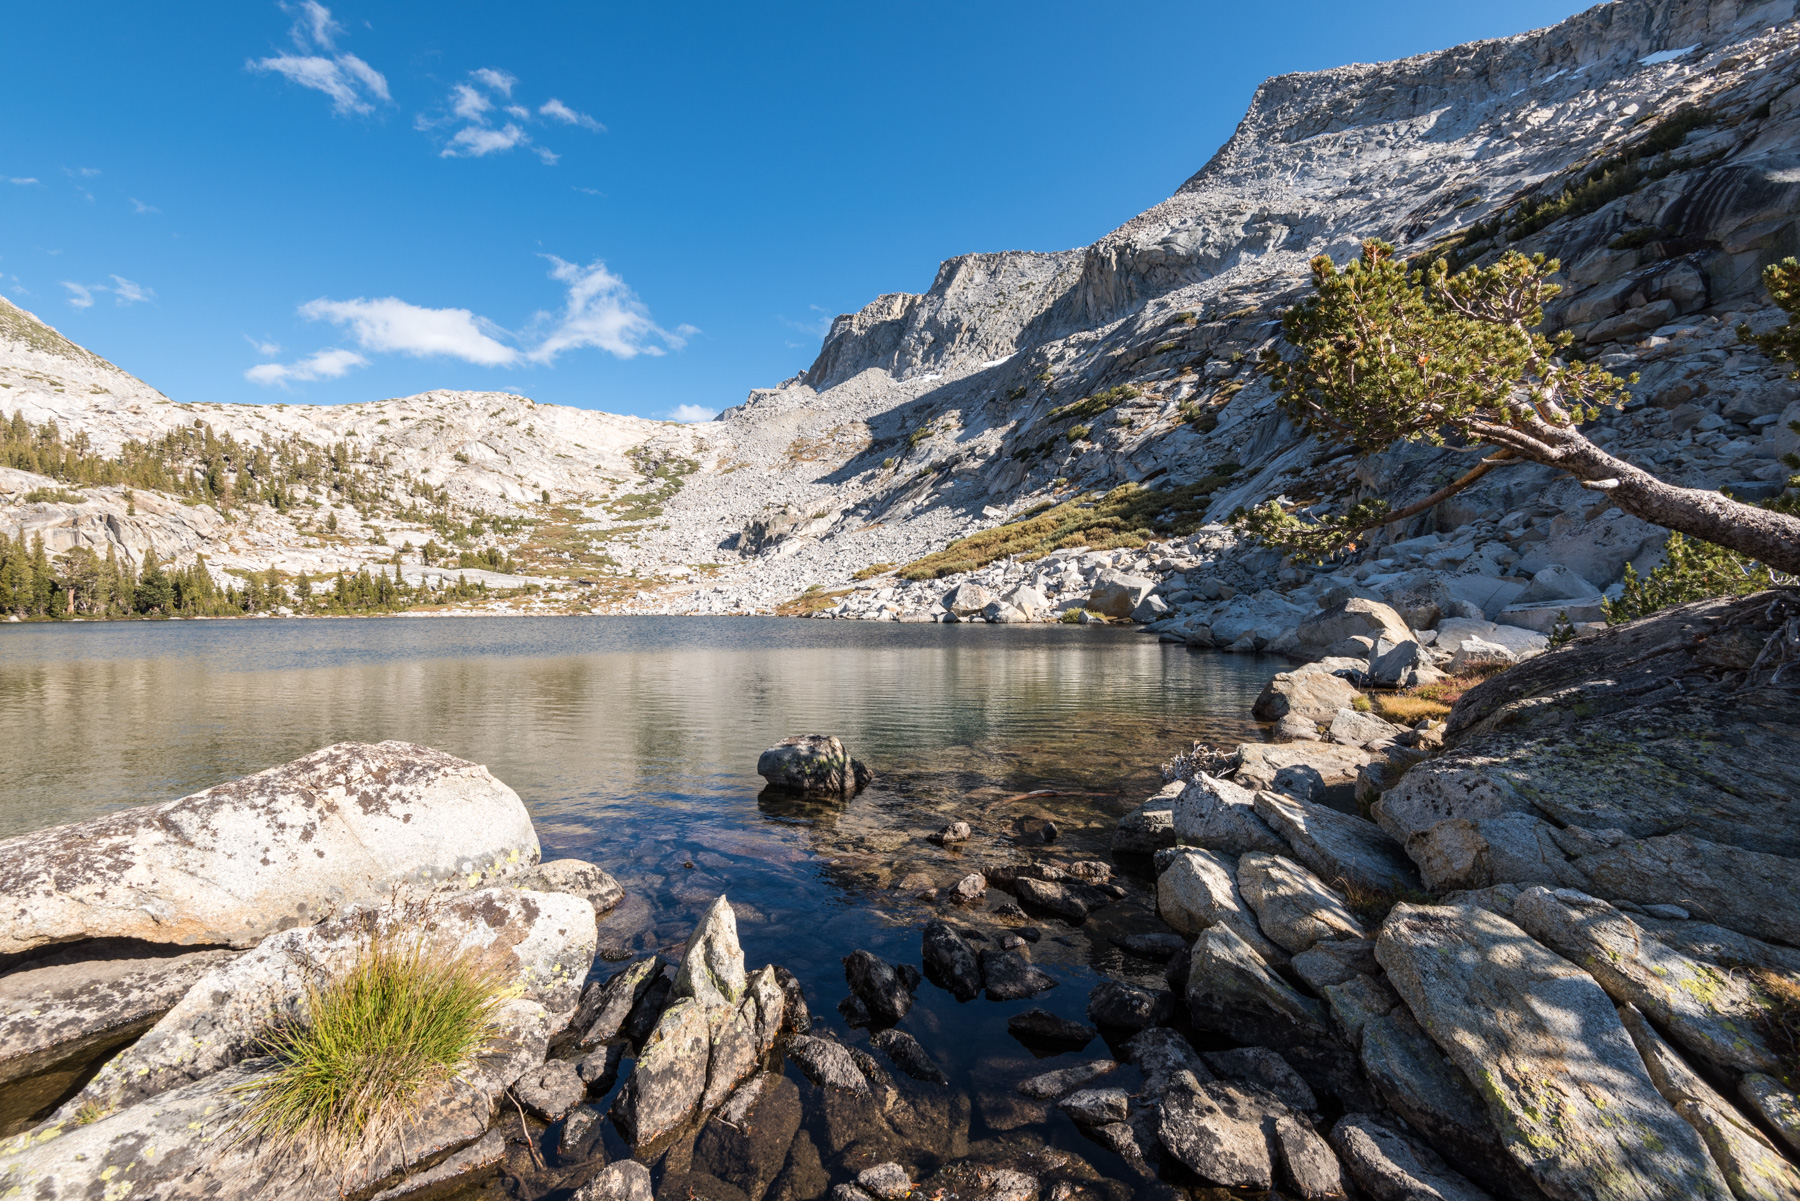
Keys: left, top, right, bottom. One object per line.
{"left": 3, "top": 591, "right": 1798, "bottom": 1200}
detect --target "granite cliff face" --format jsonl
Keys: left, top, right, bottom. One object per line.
{"left": 4, "top": 0, "right": 1800, "bottom": 616}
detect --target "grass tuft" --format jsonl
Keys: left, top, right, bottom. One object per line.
{"left": 235, "top": 916, "right": 503, "bottom": 1160}
{"left": 1373, "top": 694, "right": 1452, "bottom": 724}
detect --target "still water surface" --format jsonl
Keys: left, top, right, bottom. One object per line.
{"left": 0, "top": 617, "right": 1270, "bottom": 1191}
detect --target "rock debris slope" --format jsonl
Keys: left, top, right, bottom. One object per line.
{"left": 5, "top": 0, "right": 1800, "bottom": 617}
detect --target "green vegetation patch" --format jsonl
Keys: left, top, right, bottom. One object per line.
{"left": 896, "top": 469, "right": 1239, "bottom": 581}
{"left": 1046, "top": 384, "right": 1140, "bottom": 424}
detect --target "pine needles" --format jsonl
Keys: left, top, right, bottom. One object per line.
{"left": 235, "top": 918, "right": 504, "bottom": 1161}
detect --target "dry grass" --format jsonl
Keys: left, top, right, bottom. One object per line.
{"left": 1407, "top": 661, "right": 1515, "bottom": 707}
{"left": 1374, "top": 694, "right": 1452, "bottom": 724}
{"left": 235, "top": 918, "right": 503, "bottom": 1160}
{"left": 776, "top": 586, "right": 852, "bottom": 617}
{"left": 1750, "top": 969, "right": 1800, "bottom": 1086}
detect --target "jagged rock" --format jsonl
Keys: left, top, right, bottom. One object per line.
{"left": 1377, "top": 902, "right": 1731, "bottom": 1201}
{"left": 573, "top": 1160, "right": 656, "bottom": 1201}
{"left": 514, "top": 1058, "right": 586, "bottom": 1121}
{"left": 857, "top": 1162, "right": 914, "bottom": 1201}
{"left": 1086, "top": 980, "right": 1168, "bottom": 1031}
{"left": 1253, "top": 668, "right": 1363, "bottom": 724}
{"left": 574, "top": 955, "right": 667, "bottom": 1048}
{"left": 1059, "top": 1087, "right": 1129, "bottom": 1126}
{"left": 1088, "top": 571, "right": 1156, "bottom": 618}
{"left": 1154, "top": 1078, "right": 1344, "bottom": 1197}
{"left": 623, "top": 974, "right": 674, "bottom": 1045}
{"left": 1738, "top": 1075, "right": 1800, "bottom": 1159}
{"left": 0, "top": 741, "right": 540, "bottom": 958}
{"left": 1290, "top": 937, "right": 1379, "bottom": 990}
{"left": 1236, "top": 851, "right": 1364, "bottom": 954}
{"left": 1017, "top": 1059, "right": 1117, "bottom": 1099}
{"left": 788, "top": 1034, "right": 869, "bottom": 1093}
{"left": 979, "top": 948, "right": 1057, "bottom": 1001}
{"left": 1007, "top": 1008, "right": 1096, "bottom": 1045}
{"left": 1327, "top": 708, "right": 1407, "bottom": 748}
{"left": 1320, "top": 972, "right": 1399, "bottom": 1047}
{"left": 869, "top": 1028, "right": 947, "bottom": 1084}
{"left": 1297, "top": 599, "right": 1415, "bottom": 658}
{"left": 1236, "top": 742, "right": 1377, "bottom": 809}
{"left": 1619, "top": 1004, "right": 1800, "bottom": 1201}
{"left": 1512, "top": 886, "right": 1782, "bottom": 1076}
{"left": 922, "top": 920, "right": 981, "bottom": 1000}
{"left": 1253, "top": 789, "right": 1420, "bottom": 895}
{"left": 1171, "top": 772, "right": 1287, "bottom": 855}
{"left": 843, "top": 950, "right": 914, "bottom": 1024}
{"left": 693, "top": 1074, "right": 804, "bottom": 1201}
{"left": 577, "top": 1041, "right": 625, "bottom": 1091}
{"left": 1368, "top": 639, "right": 1438, "bottom": 688}
{"left": 1201, "top": 1047, "right": 1317, "bottom": 1118}
{"left": 59, "top": 888, "right": 594, "bottom": 1119}
{"left": 0, "top": 943, "right": 237, "bottom": 1090}
{"left": 613, "top": 897, "right": 787, "bottom": 1147}
{"left": 1329, "top": 1114, "right": 1494, "bottom": 1201}
{"left": 949, "top": 872, "right": 988, "bottom": 905}
{"left": 755, "top": 735, "right": 871, "bottom": 794}
{"left": 1185, "top": 924, "right": 1329, "bottom": 1049}
{"left": 522, "top": 858, "right": 625, "bottom": 916}
{"left": 1156, "top": 847, "right": 1288, "bottom": 964}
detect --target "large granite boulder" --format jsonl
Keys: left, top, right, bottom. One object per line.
{"left": 1377, "top": 902, "right": 1731, "bottom": 1200}
{"left": 1376, "top": 593, "right": 1800, "bottom": 945}
{"left": 756, "top": 735, "right": 873, "bottom": 795}
{"left": 1171, "top": 773, "right": 1287, "bottom": 856}
{"left": 57, "top": 887, "right": 596, "bottom": 1120}
{"left": 1236, "top": 852, "right": 1363, "bottom": 955}
{"left": 1087, "top": 571, "right": 1156, "bottom": 618}
{"left": 1235, "top": 742, "right": 1377, "bottom": 809}
{"left": 1296, "top": 598, "right": 1414, "bottom": 658}
{"left": 1185, "top": 925, "right": 1330, "bottom": 1049}
{"left": 1253, "top": 790, "right": 1421, "bottom": 895}
{"left": 1157, "top": 847, "right": 1288, "bottom": 964}
{"left": 1252, "top": 667, "right": 1363, "bottom": 724}
{"left": 0, "top": 741, "right": 541, "bottom": 958}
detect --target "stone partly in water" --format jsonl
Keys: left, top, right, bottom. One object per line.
{"left": 521, "top": 858, "right": 626, "bottom": 916}
{"left": 612, "top": 896, "right": 789, "bottom": 1148}
{"left": 978, "top": 949, "right": 1057, "bottom": 1002}
{"left": 1185, "top": 925, "right": 1329, "bottom": 1050}
{"left": 921, "top": 920, "right": 982, "bottom": 1001}
{"left": 0, "top": 740, "right": 541, "bottom": 958}
{"left": 58, "top": 887, "right": 596, "bottom": 1120}
{"left": 843, "top": 950, "right": 915, "bottom": 1025}
{"left": 1329, "top": 1114, "right": 1494, "bottom": 1201}
{"left": 756, "top": 735, "right": 873, "bottom": 795}
{"left": 869, "top": 1028, "right": 947, "bottom": 1084}
{"left": 1377, "top": 902, "right": 1732, "bottom": 1201}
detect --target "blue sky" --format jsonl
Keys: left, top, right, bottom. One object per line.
{"left": 2, "top": 1, "right": 1590, "bottom": 421}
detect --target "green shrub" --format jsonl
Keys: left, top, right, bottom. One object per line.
{"left": 1604, "top": 531, "right": 1777, "bottom": 622}
{"left": 23, "top": 486, "right": 85, "bottom": 504}
{"left": 236, "top": 919, "right": 502, "bottom": 1158}
{"left": 1047, "top": 385, "right": 1140, "bottom": 423}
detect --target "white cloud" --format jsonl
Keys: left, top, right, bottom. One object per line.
{"left": 9, "top": 177, "right": 39, "bottom": 185}
{"left": 299, "top": 295, "right": 520, "bottom": 365}
{"left": 108, "top": 276, "right": 153, "bottom": 305}
{"left": 529, "top": 257, "right": 689, "bottom": 362}
{"left": 62, "top": 282, "right": 95, "bottom": 309}
{"left": 250, "top": 5, "right": 388, "bottom": 116}
{"left": 504, "top": 104, "right": 529, "bottom": 119}
{"left": 470, "top": 68, "right": 517, "bottom": 96}
{"left": 573, "top": 186, "right": 605, "bottom": 196}
{"left": 671, "top": 404, "right": 716, "bottom": 423}
{"left": 779, "top": 305, "right": 834, "bottom": 338}
{"left": 533, "top": 147, "right": 559, "bottom": 165}
{"left": 67, "top": 167, "right": 101, "bottom": 178}
{"left": 442, "top": 122, "right": 528, "bottom": 158}
{"left": 450, "top": 83, "right": 491, "bottom": 120}
{"left": 540, "top": 99, "right": 604, "bottom": 132}
{"left": 129, "top": 197, "right": 158, "bottom": 213}
{"left": 246, "top": 335, "right": 283, "bottom": 355}
{"left": 245, "top": 346, "right": 369, "bottom": 386}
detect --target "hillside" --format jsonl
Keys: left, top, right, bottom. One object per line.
{"left": 4, "top": 0, "right": 1799, "bottom": 620}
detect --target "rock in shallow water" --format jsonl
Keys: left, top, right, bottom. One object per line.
{"left": 514, "top": 1058, "right": 586, "bottom": 1121}
{"left": 978, "top": 949, "right": 1057, "bottom": 1001}
{"left": 922, "top": 920, "right": 981, "bottom": 1001}
{"left": 1085, "top": 980, "right": 1168, "bottom": 1032}
{"left": 574, "top": 955, "right": 666, "bottom": 1049}
{"left": 756, "top": 735, "right": 872, "bottom": 794}
{"left": 0, "top": 740, "right": 541, "bottom": 959}
{"left": 869, "top": 1028, "right": 947, "bottom": 1084}
{"left": 843, "top": 949, "right": 914, "bottom": 1024}
{"left": 1007, "top": 1008, "right": 1095, "bottom": 1045}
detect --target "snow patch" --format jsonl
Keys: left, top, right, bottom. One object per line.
{"left": 1638, "top": 44, "right": 1700, "bottom": 65}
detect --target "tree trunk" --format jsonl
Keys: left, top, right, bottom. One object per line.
{"left": 1471, "top": 417, "right": 1800, "bottom": 575}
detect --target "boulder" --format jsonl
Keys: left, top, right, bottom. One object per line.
{"left": 1512, "top": 886, "right": 1782, "bottom": 1076}
{"left": 0, "top": 741, "right": 540, "bottom": 958}
{"left": 1619, "top": 1004, "right": 1800, "bottom": 1201}
{"left": 1153, "top": 1078, "right": 1344, "bottom": 1197}
{"left": 1516, "top": 564, "right": 1601, "bottom": 604}
{"left": 1113, "top": 799, "right": 1177, "bottom": 854}
{"left": 978, "top": 949, "right": 1057, "bottom": 1001}
{"left": 869, "top": 1028, "right": 947, "bottom": 1084}
{"left": 1125, "top": 1026, "right": 1213, "bottom": 1100}
{"left": 1236, "top": 852, "right": 1364, "bottom": 955}
{"left": 574, "top": 1161, "right": 656, "bottom": 1201}
{"left": 1059, "top": 1087, "right": 1130, "bottom": 1127}
{"left": 1291, "top": 937, "right": 1378, "bottom": 990}
{"left": 1738, "top": 1075, "right": 1800, "bottom": 1158}
{"left": 59, "top": 888, "right": 595, "bottom": 1119}
{"left": 1366, "top": 639, "right": 1435, "bottom": 688}
{"left": 1110, "top": 930, "right": 1187, "bottom": 961}
{"left": 521, "top": 858, "right": 625, "bottom": 915}
{"left": 1156, "top": 848, "right": 1288, "bottom": 965}
{"left": 1003, "top": 585, "right": 1049, "bottom": 618}
{"left": 1201, "top": 1047, "right": 1317, "bottom": 1119}
{"left": 1171, "top": 772, "right": 1288, "bottom": 856}
{"left": 1329, "top": 1114, "right": 1494, "bottom": 1201}
{"left": 1377, "top": 903, "right": 1731, "bottom": 1201}
{"left": 1296, "top": 598, "right": 1415, "bottom": 657}
{"left": 857, "top": 1162, "right": 915, "bottom": 1201}
{"left": 921, "top": 920, "right": 981, "bottom": 1001}
{"left": 1086, "top": 980, "right": 1169, "bottom": 1031}
{"left": 514, "top": 1058, "right": 585, "bottom": 1121}
{"left": 1204, "top": 589, "right": 1311, "bottom": 645}
{"left": 1007, "top": 1008, "right": 1096, "bottom": 1045}
{"left": 613, "top": 896, "right": 788, "bottom": 1147}
{"left": 573, "top": 955, "right": 667, "bottom": 1048}
{"left": 1014, "top": 876, "right": 1109, "bottom": 922}
{"left": 1087, "top": 571, "right": 1156, "bottom": 618}
{"left": 1016, "top": 1059, "right": 1117, "bottom": 1100}
{"left": 1446, "top": 637, "right": 1516, "bottom": 674}
{"left": 756, "top": 735, "right": 872, "bottom": 794}
{"left": 1432, "top": 618, "right": 1546, "bottom": 659}
{"left": 1236, "top": 742, "right": 1377, "bottom": 809}
{"left": 788, "top": 1034, "right": 870, "bottom": 1093}
{"left": 1253, "top": 789, "right": 1421, "bottom": 895}
{"left": 949, "top": 872, "right": 988, "bottom": 905}
{"left": 1379, "top": 572, "right": 1458, "bottom": 630}
{"left": 1185, "top": 925, "right": 1330, "bottom": 1049}
{"left": 0, "top": 944, "right": 237, "bottom": 1090}
{"left": 943, "top": 582, "right": 997, "bottom": 616}
{"left": 1320, "top": 972, "right": 1400, "bottom": 1047}
{"left": 1252, "top": 668, "right": 1363, "bottom": 724}
{"left": 843, "top": 950, "right": 914, "bottom": 1025}
{"left": 1274, "top": 713, "right": 1324, "bottom": 741}
{"left": 1326, "top": 708, "right": 1407, "bottom": 749}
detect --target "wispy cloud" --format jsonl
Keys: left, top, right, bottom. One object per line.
{"left": 109, "top": 276, "right": 154, "bottom": 305}
{"left": 245, "top": 346, "right": 369, "bottom": 386}
{"left": 421, "top": 71, "right": 603, "bottom": 162}
{"left": 246, "top": 335, "right": 283, "bottom": 355}
{"left": 671, "top": 405, "right": 716, "bottom": 423}
{"left": 65, "top": 167, "right": 101, "bottom": 179}
{"left": 778, "top": 305, "right": 835, "bottom": 338}
{"left": 529, "top": 257, "right": 692, "bottom": 362}
{"left": 572, "top": 186, "right": 605, "bottom": 197}
{"left": 129, "top": 198, "right": 158, "bottom": 214}
{"left": 249, "top": 2, "right": 389, "bottom": 116}
{"left": 540, "top": 99, "right": 604, "bottom": 131}
{"left": 62, "top": 282, "right": 95, "bottom": 309}
{"left": 299, "top": 295, "right": 520, "bottom": 365}
{"left": 9, "top": 177, "right": 40, "bottom": 186}
{"left": 60, "top": 276, "right": 154, "bottom": 308}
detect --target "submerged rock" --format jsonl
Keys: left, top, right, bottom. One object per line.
{"left": 0, "top": 741, "right": 540, "bottom": 959}
{"left": 1085, "top": 980, "right": 1168, "bottom": 1031}
{"left": 522, "top": 858, "right": 626, "bottom": 916}
{"left": 1006, "top": 1008, "right": 1096, "bottom": 1045}
{"left": 869, "top": 1028, "right": 947, "bottom": 1084}
{"left": 756, "top": 735, "right": 873, "bottom": 794}
{"left": 921, "top": 920, "right": 981, "bottom": 1001}
{"left": 978, "top": 949, "right": 1057, "bottom": 1001}
{"left": 1017, "top": 1059, "right": 1117, "bottom": 1100}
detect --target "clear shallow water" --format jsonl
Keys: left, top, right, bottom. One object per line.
{"left": 0, "top": 617, "right": 1271, "bottom": 1192}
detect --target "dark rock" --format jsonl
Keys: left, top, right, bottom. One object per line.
{"left": 1124, "top": 1027, "right": 1213, "bottom": 1100}
{"left": 622, "top": 975, "right": 674, "bottom": 1047}
{"left": 989, "top": 898, "right": 1027, "bottom": 920}
{"left": 1200, "top": 1047, "right": 1317, "bottom": 1118}
{"left": 1085, "top": 981, "right": 1169, "bottom": 1031}
{"left": 1153, "top": 1079, "right": 1344, "bottom": 1197}
{"left": 857, "top": 1162, "right": 914, "bottom": 1201}
{"left": 837, "top": 994, "right": 871, "bottom": 1026}
{"left": 1006, "top": 1008, "right": 1096, "bottom": 1045}
{"left": 756, "top": 735, "right": 872, "bottom": 794}
{"left": 788, "top": 1034, "right": 869, "bottom": 1092}
{"left": 575, "top": 955, "right": 666, "bottom": 1048}
{"left": 870, "top": 1028, "right": 948, "bottom": 1084}
{"left": 372, "top": 1129, "right": 508, "bottom": 1200}
{"left": 922, "top": 920, "right": 981, "bottom": 1001}
{"left": 577, "top": 1042, "right": 625, "bottom": 1093}
{"left": 1015, "top": 877, "right": 1111, "bottom": 922}
{"left": 1058, "top": 1087, "right": 1129, "bottom": 1126}
{"left": 1330, "top": 1114, "right": 1493, "bottom": 1201}
{"left": 1017, "top": 1059, "right": 1117, "bottom": 1099}
{"left": 895, "top": 963, "right": 921, "bottom": 993}
{"left": 1185, "top": 925, "right": 1330, "bottom": 1049}
{"left": 978, "top": 949, "right": 1057, "bottom": 1001}
{"left": 1109, "top": 931, "right": 1186, "bottom": 962}
{"left": 773, "top": 966, "right": 812, "bottom": 1034}
{"left": 929, "top": 821, "right": 972, "bottom": 845}
{"left": 555, "top": 1105, "right": 604, "bottom": 1164}
{"left": 1087, "top": 1117, "right": 1159, "bottom": 1178}
{"left": 658, "top": 1171, "right": 752, "bottom": 1201}
{"left": 1017, "top": 927, "right": 1041, "bottom": 943}
{"left": 693, "top": 1073, "right": 804, "bottom": 1201}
